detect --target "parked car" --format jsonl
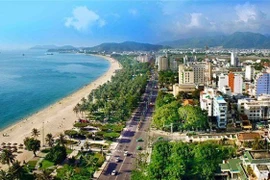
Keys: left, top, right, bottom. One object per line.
{"left": 115, "top": 157, "right": 120, "bottom": 162}
{"left": 111, "top": 170, "right": 117, "bottom": 176}
{"left": 124, "top": 151, "right": 128, "bottom": 156}
{"left": 136, "top": 146, "right": 142, "bottom": 150}
{"left": 136, "top": 138, "right": 143, "bottom": 142}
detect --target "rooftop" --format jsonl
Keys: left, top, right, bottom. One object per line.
{"left": 237, "top": 132, "right": 261, "bottom": 141}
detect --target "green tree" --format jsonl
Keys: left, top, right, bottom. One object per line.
{"left": 24, "top": 137, "right": 41, "bottom": 157}
{"left": 45, "top": 133, "right": 54, "bottom": 147}
{"left": 0, "top": 149, "right": 15, "bottom": 167}
{"left": 0, "top": 170, "right": 12, "bottom": 180}
{"left": 8, "top": 160, "right": 25, "bottom": 180}
{"left": 178, "top": 106, "right": 208, "bottom": 130}
{"left": 31, "top": 128, "right": 40, "bottom": 139}
{"left": 152, "top": 101, "right": 181, "bottom": 129}
{"left": 45, "top": 145, "right": 67, "bottom": 164}
{"left": 58, "top": 133, "right": 66, "bottom": 147}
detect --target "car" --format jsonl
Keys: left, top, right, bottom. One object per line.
{"left": 115, "top": 157, "right": 120, "bottom": 162}
{"left": 136, "top": 146, "right": 142, "bottom": 150}
{"left": 111, "top": 170, "right": 117, "bottom": 176}
{"left": 124, "top": 151, "right": 128, "bottom": 156}
{"left": 136, "top": 138, "right": 143, "bottom": 142}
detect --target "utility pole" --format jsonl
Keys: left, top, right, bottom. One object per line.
{"left": 42, "top": 121, "right": 45, "bottom": 147}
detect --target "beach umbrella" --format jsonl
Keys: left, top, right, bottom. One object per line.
{"left": 19, "top": 144, "right": 23, "bottom": 146}
{"left": 7, "top": 143, "right": 11, "bottom": 145}
{"left": 13, "top": 143, "right": 17, "bottom": 145}
{"left": 1, "top": 142, "right": 6, "bottom": 145}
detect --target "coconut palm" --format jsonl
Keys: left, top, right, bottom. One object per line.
{"left": 0, "top": 149, "right": 15, "bottom": 167}
{"left": 45, "top": 133, "right": 54, "bottom": 147}
{"left": 0, "top": 169, "right": 11, "bottom": 180}
{"left": 8, "top": 160, "right": 25, "bottom": 179}
{"left": 31, "top": 128, "right": 40, "bottom": 138}
{"left": 58, "top": 133, "right": 66, "bottom": 147}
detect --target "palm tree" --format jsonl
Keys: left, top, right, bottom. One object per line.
{"left": 0, "top": 149, "right": 15, "bottom": 167}
{"left": 45, "top": 133, "right": 54, "bottom": 147}
{"left": 63, "top": 168, "right": 74, "bottom": 180}
{"left": 0, "top": 169, "right": 11, "bottom": 180}
{"left": 8, "top": 160, "right": 25, "bottom": 179}
{"left": 58, "top": 133, "right": 66, "bottom": 147}
{"left": 73, "top": 105, "right": 79, "bottom": 117}
{"left": 31, "top": 128, "right": 40, "bottom": 138}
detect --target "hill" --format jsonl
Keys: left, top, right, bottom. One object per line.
{"left": 30, "top": 45, "right": 77, "bottom": 51}
{"left": 161, "top": 32, "right": 270, "bottom": 49}
{"left": 30, "top": 45, "right": 58, "bottom": 49}
{"left": 84, "top": 41, "right": 168, "bottom": 52}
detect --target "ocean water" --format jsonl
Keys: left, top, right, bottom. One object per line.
{"left": 0, "top": 50, "right": 109, "bottom": 130}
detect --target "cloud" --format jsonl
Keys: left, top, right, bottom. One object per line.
{"left": 156, "top": 2, "right": 270, "bottom": 40}
{"left": 235, "top": 3, "right": 265, "bottom": 23}
{"left": 65, "top": 6, "right": 105, "bottom": 31}
{"left": 129, "top": 9, "right": 138, "bottom": 16}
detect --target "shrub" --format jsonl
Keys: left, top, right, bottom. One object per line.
{"left": 45, "top": 145, "right": 67, "bottom": 164}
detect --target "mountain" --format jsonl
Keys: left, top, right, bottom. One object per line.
{"left": 30, "top": 45, "right": 77, "bottom": 51}
{"left": 84, "top": 41, "right": 168, "bottom": 52}
{"left": 161, "top": 32, "right": 270, "bottom": 49}
{"left": 30, "top": 45, "right": 58, "bottom": 49}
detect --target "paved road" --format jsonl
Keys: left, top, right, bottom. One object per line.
{"left": 98, "top": 72, "right": 158, "bottom": 180}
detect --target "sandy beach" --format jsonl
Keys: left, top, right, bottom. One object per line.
{"left": 0, "top": 54, "right": 121, "bottom": 165}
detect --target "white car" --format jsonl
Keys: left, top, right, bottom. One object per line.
{"left": 124, "top": 151, "right": 128, "bottom": 156}
{"left": 115, "top": 157, "right": 120, "bottom": 162}
{"left": 111, "top": 170, "right": 117, "bottom": 176}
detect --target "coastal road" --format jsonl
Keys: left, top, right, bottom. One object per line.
{"left": 98, "top": 72, "right": 158, "bottom": 180}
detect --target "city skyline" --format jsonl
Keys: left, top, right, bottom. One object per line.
{"left": 0, "top": 0, "right": 270, "bottom": 49}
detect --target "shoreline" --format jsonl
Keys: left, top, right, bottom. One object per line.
{"left": 0, "top": 54, "right": 122, "bottom": 164}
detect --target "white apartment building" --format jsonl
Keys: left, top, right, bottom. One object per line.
{"left": 234, "top": 74, "right": 243, "bottom": 94}
{"left": 178, "top": 65, "right": 194, "bottom": 85}
{"left": 237, "top": 95, "right": 270, "bottom": 121}
{"left": 218, "top": 74, "right": 228, "bottom": 92}
{"left": 245, "top": 65, "right": 254, "bottom": 81}
{"left": 213, "top": 96, "right": 228, "bottom": 129}
{"left": 200, "top": 87, "right": 215, "bottom": 116}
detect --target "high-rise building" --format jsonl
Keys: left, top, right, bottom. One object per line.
{"left": 234, "top": 74, "right": 243, "bottom": 94}
{"left": 245, "top": 65, "right": 254, "bottom": 81}
{"left": 228, "top": 72, "right": 243, "bottom": 94}
{"left": 213, "top": 96, "right": 227, "bottom": 129}
{"left": 255, "top": 73, "right": 270, "bottom": 96}
{"left": 230, "top": 52, "right": 239, "bottom": 66}
{"left": 191, "top": 63, "right": 205, "bottom": 85}
{"left": 231, "top": 52, "right": 235, "bottom": 66}
{"left": 158, "top": 56, "right": 168, "bottom": 71}
{"left": 178, "top": 65, "right": 194, "bottom": 85}
{"left": 228, "top": 72, "right": 235, "bottom": 92}
{"left": 169, "top": 58, "right": 178, "bottom": 72}
{"left": 218, "top": 74, "right": 228, "bottom": 92}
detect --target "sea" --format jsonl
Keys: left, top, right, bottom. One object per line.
{"left": 0, "top": 50, "right": 109, "bottom": 130}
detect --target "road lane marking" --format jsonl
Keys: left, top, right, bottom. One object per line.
{"left": 115, "top": 156, "right": 127, "bottom": 180}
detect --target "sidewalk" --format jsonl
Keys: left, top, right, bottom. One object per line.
{"left": 93, "top": 141, "right": 118, "bottom": 178}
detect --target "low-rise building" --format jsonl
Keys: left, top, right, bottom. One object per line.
{"left": 237, "top": 95, "right": 270, "bottom": 121}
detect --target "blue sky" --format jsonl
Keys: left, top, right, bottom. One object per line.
{"left": 0, "top": 0, "right": 270, "bottom": 49}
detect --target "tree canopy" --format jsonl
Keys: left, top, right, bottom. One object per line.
{"left": 133, "top": 141, "right": 236, "bottom": 180}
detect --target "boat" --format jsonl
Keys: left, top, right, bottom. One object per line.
{"left": 46, "top": 53, "right": 54, "bottom": 55}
